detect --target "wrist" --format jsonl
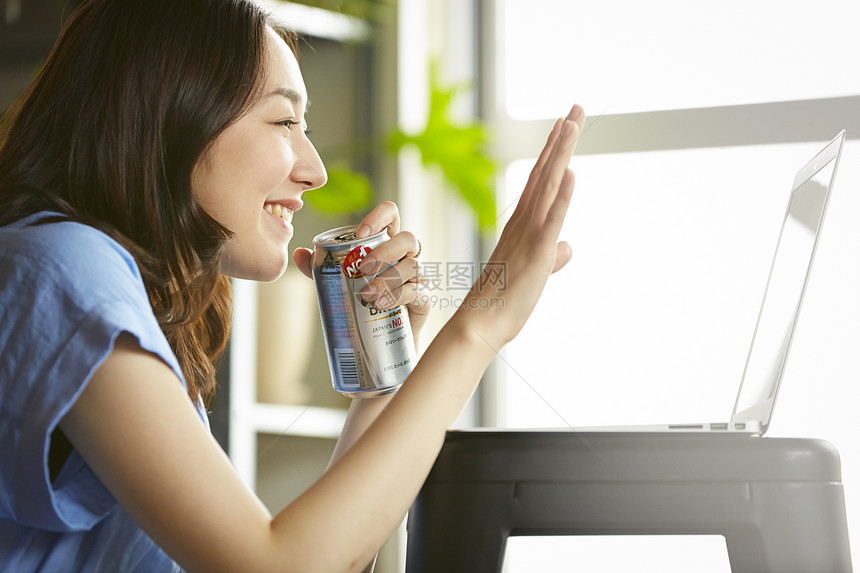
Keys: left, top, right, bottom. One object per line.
{"left": 445, "top": 308, "right": 503, "bottom": 364}
{"left": 347, "top": 391, "right": 395, "bottom": 413}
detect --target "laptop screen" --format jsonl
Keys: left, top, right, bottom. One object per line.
{"left": 732, "top": 132, "right": 844, "bottom": 427}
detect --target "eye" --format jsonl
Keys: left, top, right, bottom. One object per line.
{"left": 276, "top": 119, "right": 312, "bottom": 137}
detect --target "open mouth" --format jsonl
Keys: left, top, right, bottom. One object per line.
{"left": 264, "top": 203, "right": 293, "bottom": 225}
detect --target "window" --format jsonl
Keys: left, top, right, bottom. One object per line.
{"left": 500, "top": 0, "right": 860, "bottom": 117}
{"left": 482, "top": 1, "right": 860, "bottom": 569}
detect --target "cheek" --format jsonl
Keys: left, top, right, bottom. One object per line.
{"left": 191, "top": 163, "right": 230, "bottom": 223}
{"left": 195, "top": 131, "right": 295, "bottom": 224}
{"left": 248, "top": 139, "right": 295, "bottom": 190}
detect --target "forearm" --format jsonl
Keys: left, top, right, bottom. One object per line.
{"left": 63, "top": 331, "right": 486, "bottom": 573}
{"left": 271, "top": 314, "right": 495, "bottom": 571}
{"left": 327, "top": 393, "right": 393, "bottom": 468}
{"left": 328, "top": 299, "right": 429, "bottom": 469}
{"left": 327, "top": 309, "right": 427, "bottom": 469}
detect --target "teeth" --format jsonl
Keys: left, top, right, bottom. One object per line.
{"left": 264, "top": 203, "right": 293, "bottom": 223}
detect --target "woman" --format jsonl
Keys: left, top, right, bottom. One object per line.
{"left": 0, "top": 0, "right": 584, "bottom": 571}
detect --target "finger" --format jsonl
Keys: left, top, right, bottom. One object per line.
{"left": 361, "top": 257, "right": 420, "bottom": 302}
{"left": 356, "top": 201, "right": 400, "bottom": 239}
{"left": 544, "top": 118, "right": 582, "bottom": 187}
{"left": 358, "top": 230, "right": 419, "bottom": 275}
{"left": 521, "top": 117, "right": 564, "bottom": 202}
{"left": 403, "top": 281, "right": 431, "bottom": 314}
{"left": 368, "top": 277, "right": 428, "bottom": 312}
{"left": 533, "top": 119, "right": 581, "bottom": 217}
{"left": 292, "top": 247, "right": 314, "bottom": 279}
{"left": 522, "top": 104, "right": 583, "bottom": 198}
{"left": 544, "top": 168, "right": 576, "bottom": 236}
{"left": 539, "top": 106, "right": 584, "bottom": 180}
{"left": 567, "top": 103, "right": 585, "bottom": 126}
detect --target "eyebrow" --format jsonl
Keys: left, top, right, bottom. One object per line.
{"left": 267, "top": 87, "right": 308, "bottom": 108}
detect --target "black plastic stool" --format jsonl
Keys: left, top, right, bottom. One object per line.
{"left": 406, "top": 430, "right": 852, "bottom": 572}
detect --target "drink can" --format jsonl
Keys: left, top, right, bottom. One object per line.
{"left": 311, "top": 224, "right": 417, "bottom": 397}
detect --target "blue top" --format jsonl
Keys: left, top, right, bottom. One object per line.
{"left": 0, "top": 213, "right": 207, "bottom": 572}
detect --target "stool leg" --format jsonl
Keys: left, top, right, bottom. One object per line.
{"left": 407, "top": 483, "right": 513, "bottom": 573}
{"left": 724, "top": 483, "right": 853, "bottom": 573}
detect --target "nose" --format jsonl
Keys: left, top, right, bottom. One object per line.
{"left": 290, "top": 134, "right": 327, "bottom": 191}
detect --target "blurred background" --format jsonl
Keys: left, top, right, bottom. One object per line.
{"left": 3, "top": 1, "right": 858, "bottom": 571}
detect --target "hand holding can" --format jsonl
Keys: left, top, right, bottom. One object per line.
{"left": 311, "top": 225, "right": 417, "bottom": 397}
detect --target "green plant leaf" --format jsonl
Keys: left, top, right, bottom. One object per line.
{"left": 304, "top": 167, "right": 373, "bottom": 214}
{"left": 389, "top": 62, "right": 497, "bottom": 231}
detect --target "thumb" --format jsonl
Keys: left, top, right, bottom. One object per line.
{"left": 552, "top": 241, "right": 572, "bottom": 274}
{"left": 292, "top": 247, "right": 314, "bottom": 279}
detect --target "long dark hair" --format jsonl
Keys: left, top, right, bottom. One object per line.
{"left": 0, "top": 0, "right": 294, "bottom": 404}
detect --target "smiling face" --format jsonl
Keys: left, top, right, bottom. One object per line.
{"left": 192, "top": 27, "right": 326, "bottom": 282}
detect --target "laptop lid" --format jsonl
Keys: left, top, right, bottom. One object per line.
{"left": 730, "top": 130, "right": 845, "bottom": 432}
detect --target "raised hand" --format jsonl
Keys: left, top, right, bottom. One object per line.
{"left": 455, "top": 104, "right": 585, "bottom": 350}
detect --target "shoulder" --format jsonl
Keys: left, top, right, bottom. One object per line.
{"left": 0, "top": 212, "right": 189, "bottom": 417}
{"left": 1, "top": 213, "right": 141, "bottom": 283}
{"left": 0, "top": 211, "right": 179, "bottom": 381}
{"left": 0, "top": 213, "right": 147, "bottom": 313}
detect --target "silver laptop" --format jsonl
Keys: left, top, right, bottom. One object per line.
{"left": 573, "top": 130, "right": 846, "bottom": 436}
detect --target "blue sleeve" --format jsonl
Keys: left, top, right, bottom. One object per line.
{"left": 0, "top": 216, "right": 189, "bottom": 533}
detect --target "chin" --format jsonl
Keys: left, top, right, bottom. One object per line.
{"left": 220, "top": 251, "right": 290, "bottom": 282}
{"left": 258, "top": 263, "right": 289, "bottom": 283}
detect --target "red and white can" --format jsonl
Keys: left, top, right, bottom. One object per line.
{"left": 311, "top": 224, "right": 417, "bottom": 397}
